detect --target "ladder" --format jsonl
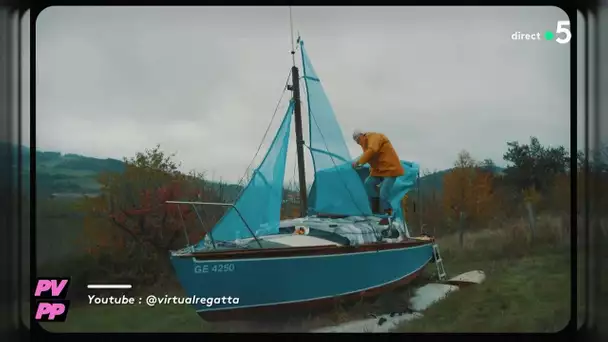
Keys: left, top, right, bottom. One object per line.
{"left": 432, "top": 243, "right": 447, "bottom": 281}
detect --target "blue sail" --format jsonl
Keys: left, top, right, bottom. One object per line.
{"left": 388, "top": 161, "right": 420, "bottom": 223}
{"left": 198, "top": 101, "right": 294, "bottom": 246}
{"left": 352, "top": 161, "right": 420, "bottom": 224}
{"left": 300, "top": 40, "right": 372, "bottom": 216}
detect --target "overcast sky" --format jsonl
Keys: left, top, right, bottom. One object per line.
{"left": 23, "top": 6, "right": 581, "bottom": 184}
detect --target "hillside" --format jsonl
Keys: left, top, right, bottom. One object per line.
{"left": 6, "top": 143, "right": 125, "bottom": 196}
{"left": 4, "top": 143, "right": 243, "bottom": 200}
{"left": 4, "top": 143, "right": 503, "bottom": 199}
{"left": 416, "top": 165, "right": 505, "bottom": 196}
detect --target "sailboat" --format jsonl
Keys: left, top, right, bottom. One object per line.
{"left": 167, "top": 36, "right": 438, "bottom": 321}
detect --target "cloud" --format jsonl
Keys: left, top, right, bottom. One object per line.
{"left": 29, "top": 6, "right": 573, "bottom": 183}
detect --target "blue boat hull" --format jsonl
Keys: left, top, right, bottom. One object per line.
{"left": 170, "top": 240, "right": 434, "bottom": 320}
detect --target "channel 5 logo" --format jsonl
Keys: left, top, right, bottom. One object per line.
{"left": 550, "top": 20, "right": 572, "bottom": 44}
{"left": 511, "top": 20, "right": 571, "bottom": 44}
{"left": 33, "top": 277, "right": 71, "bottom": 322}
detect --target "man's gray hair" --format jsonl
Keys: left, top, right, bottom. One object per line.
{"left": 352, "top": 129, "right": 363, "bottom": 141}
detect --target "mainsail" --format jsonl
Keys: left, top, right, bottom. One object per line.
{"left": 199, "top": 101, "right": 294, "bottom": 245}
{"left": 300, "top": 40, "right": 372, "bottom": 216}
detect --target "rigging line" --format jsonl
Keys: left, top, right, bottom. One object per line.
{"left": 302, "top": 83, "right": 367, "bottom": 216}
{"left": 292, "top": 156, "right": 298, "bottom": 191}
{"left": 301, "top": 83, "right": 380, "bottom": 233}
{"left": 308, "top": 109, "right": 365, "bottom": 215}
{"left": 235, "top": 69, "right": 293, "bottom": 191}
{"left": 298, "top": 57, "right": 380, "bottom": 238}
{"left": 307, "top": 108, "right": 381, "bottom": 239}
{"left": 289, "top": 6, "right": 296, "bottom": 67}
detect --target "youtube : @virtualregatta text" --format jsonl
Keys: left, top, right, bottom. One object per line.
{"left": 88, "top": 294, "right": 240, "bottom": 307}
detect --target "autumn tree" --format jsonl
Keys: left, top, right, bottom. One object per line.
{"left": 80, "top": 145, "right": 223, "bottom": 285}
{"left": 442, "top": 150, "right": 476, "bottom": 218}
{"left": 404, "top": 168, "right": 444, "bottom": 235}
{"left": 442, "top": 150, "right": 495, "bottom": 229}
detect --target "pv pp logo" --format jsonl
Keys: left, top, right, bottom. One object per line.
{"left": 33, "top": 278, "right": 71, "bottom": 322}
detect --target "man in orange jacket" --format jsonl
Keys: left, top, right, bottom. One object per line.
{"left": 351, "top": 130, "right": 405, "bottom": 215}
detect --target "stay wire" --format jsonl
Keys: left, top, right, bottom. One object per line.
{"left": 235, "top": 69, "right": 293, "bottom": 191}
{"left": 302, "top": 86, "right": 381, "bottom": 239}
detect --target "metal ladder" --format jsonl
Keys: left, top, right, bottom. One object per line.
{"left": 432, "top": 243, "right": 447, "bottom": 281}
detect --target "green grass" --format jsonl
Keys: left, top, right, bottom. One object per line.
{"left": 394, "top": 215, "right": 572, "bottom": 333}
{"left": 394, "top": 250, "right": 570, "bottom": 332}
{"left": 35, "top": 199, "right": 90, "bottom": 266}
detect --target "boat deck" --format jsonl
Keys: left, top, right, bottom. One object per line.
{"left": 261, "top": 234, "right": 343, "bottom": 247}
{"left": 171, "top": 215, "right": 425, "bottom": 256}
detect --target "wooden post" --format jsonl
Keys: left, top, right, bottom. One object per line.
{"left": 525, "top": 201, "right": 536, "bottom": 241}
{"left": 458, "top": 211, "right": 465, "bottom": 248}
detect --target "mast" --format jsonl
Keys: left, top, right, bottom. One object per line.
{"left": 288, "top": 7, "right": 308, "bottom": 216}
{"left": 289, "top": 54, "right": 308, "bottom": 217}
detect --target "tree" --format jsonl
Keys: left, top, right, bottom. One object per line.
{"left": 471, "top": 169, "right": 496, "bottom": 221}
{"left": 480, "top": 158, "right": 496, "bottom": 170}
{"left": 454, "top": 150, "right": 477, "bottom": 169}
{"left": 80, "top": 145, "right": 223, "bottom": 285}
{"left": 442, "top": 150, "right": 495, "bottom": 229}
{"left": 502, "top": 137, "right": 570, "bottom": 194}
{"left": 443, "top": 151, "right": 476, "bottom": 215}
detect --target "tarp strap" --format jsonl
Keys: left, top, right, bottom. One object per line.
{"left": 303, "top": 75, "right": 320, "bottom": 82}
{"left": 303, "top": 144, "right": 349, "bottom": 164}
{"left": 254, "top": 169, "right": 272, "bottom": 189}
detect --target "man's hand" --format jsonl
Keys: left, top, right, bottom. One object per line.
{"left": 352, "top": 162, "right": 359, "bottom": 168}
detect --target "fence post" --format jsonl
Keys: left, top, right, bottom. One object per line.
{"left": 525, "top": 201, "right": 536, "bottom": 241}
{"left": 458, "top": 211, "right": 465, "bottom": 248}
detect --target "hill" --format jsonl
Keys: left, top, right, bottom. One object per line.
{"left": 4, "top": 143, "right": 244, "bottom": 200}
{"left": 4, "top": 142, "right": 503, "bottom": 199}
{"left": 4, "top": 143, "right": 125, "bottom": 197}
{"left": 415, "top": 165, "right": 505, "bottom": 197}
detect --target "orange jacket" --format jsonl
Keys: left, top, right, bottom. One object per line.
{"left": 356, "top": 132, "right": 405, "bottom": 177}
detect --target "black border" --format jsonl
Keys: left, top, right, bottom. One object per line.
{"left": 1, "top": 2, "right": 598, "bottom": 341}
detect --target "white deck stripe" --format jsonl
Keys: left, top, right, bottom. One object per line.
{"left": 189, "top": 242, "right": 431, "bottom": 263}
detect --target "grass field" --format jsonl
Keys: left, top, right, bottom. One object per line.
{"left": 395, "top": 216, "right": 572, "bottom": 332}
{"left": 395, "top": 249, "right": 570, "bottom": 332}
{"left": 33, "top": 214, "right": 573, "bottom": 333}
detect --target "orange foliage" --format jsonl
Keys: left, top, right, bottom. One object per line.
{"left": 401, "top": 194, "right": 408, "bottom": 222}
{"left": 280, "top": 203, "right": 300, "bottom": 220}
{"left": 442, "top": 166, "right": 495, "bottom": 227}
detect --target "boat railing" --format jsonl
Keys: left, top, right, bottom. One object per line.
{"left": 165, "top": 201, "right": 264, "bottom": 250}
